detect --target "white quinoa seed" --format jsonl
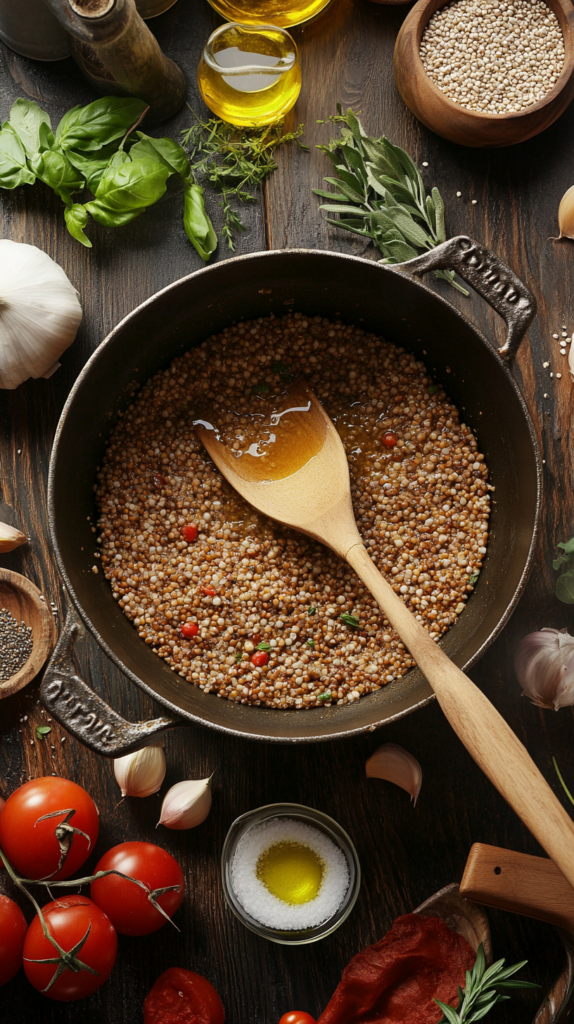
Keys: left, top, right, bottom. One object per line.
{"left": 96, "top": 313, "right": 490, "bottom": 710}
{"left": 230, "top": 817, "right": 349, "bottom": 930}
{"left": 420, "top": 0, "right": 564, "bottom": 115}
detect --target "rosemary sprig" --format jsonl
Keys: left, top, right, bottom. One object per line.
{"left": 435, "top": 943, "right": 539, "bottom": 1024}
{"left": 315, "top": 106, "right": 468, "bottom": 295}
{"left": 181, "top": 111, "right": 306, "bottom": 250}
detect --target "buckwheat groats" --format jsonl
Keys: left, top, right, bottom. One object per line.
{"left": 96, "top": 312, "right": 490, "bottom": 709}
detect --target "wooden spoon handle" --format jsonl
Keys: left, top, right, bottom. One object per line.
{"left": 345, "top": 542, "right": 574, "bottom": 889}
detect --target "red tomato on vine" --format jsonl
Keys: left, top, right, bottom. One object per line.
{"left": 23, "top": 895, "right": 117, "bottom": 1001}
{"left": 91, "top": 841, "right": 184, "bottom": 936}
{"left": 0, "top": 894, "right": 27, "bottom": 986}
{"left": 0, "top": 777, "right": 99, "bottom": 881}
{"left": 279, "top": 1014, "right": 316, "bottom": 1024}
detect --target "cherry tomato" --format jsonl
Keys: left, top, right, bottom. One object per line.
{"left": 0, "top": 777, "right": 99, "bottom": 881}
{"left": 181, "top": 524, "right": 198, "bottom": 542}
{"left": 144, "top": 967, "right": 225, "bottom": 1024}
{"left": 23, "top": 895, "right": 117, "bottom": 1001}
{"left": 90, "top": 841, "right": 184, "bottom": 936}
{"left": 0, "top": 894, "right": 27, "bottom": 986}
{"left": 382, "top": 431, "right": 397, "bottom": 448}
{"left": 279, "top": 1013, "right": 316, "bottom": 1024}
{"left": 251, "top": 651, "right": 268, "bottom": 667}
{"left": 181, "top": 621, "right": 199, "bottom": 638}
{"left": 201, "top": 585, "right": 216, "bottom": 596}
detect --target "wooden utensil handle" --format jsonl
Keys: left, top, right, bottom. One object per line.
{"left": 460, "top": 843, "right": 574, "bottom": 933}
{"left": 346, "top": 542, "right": 574, "bottom": 889}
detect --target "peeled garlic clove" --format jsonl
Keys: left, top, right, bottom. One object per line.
{"left": 114, "top": 745, "right": 166, "bottom": 798}
{"left": 558, "top": 185, "right": 574, "bottom": 241}
{"left": 515, "top": 627, "right": 574, "bottom": 710}
{"left": 0, "top": 521, "right": 27, "bottom": 553}
{"left": 158, "top": 776, "right": 213, "bottom": 830}
{"left": 366, "top": 743, "right": 422, "bottom": 805}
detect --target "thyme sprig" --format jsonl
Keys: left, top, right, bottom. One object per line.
{"left": 315, "top": 106, "right": 468, "bottom": 295}
{"left": 435, "top": 943, "right": 538, "bottom": 1024}
{"left": 182, "top": 111, "right": 306, "bottom": 250}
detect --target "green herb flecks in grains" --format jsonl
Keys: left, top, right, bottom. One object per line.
{"left": 340, "top": 613, "right": 360, "bottom": 629}
{"left": 428, "top": 385, "right": 439, "bottom": 394}
{"left": 257, "top": 641, "right": 272, "bottom": 652}
{"left": 235, "top": 650, "right": 243, "bottom": 664}
{"left": 314, "top": 107, "right": 468, "bottom": 295}
{"left": 308, "top": 606, "right": 317, "bottom": 615}
{"left": 306, "top": 639, "right": 315, "bottom": 649}
{"left": 317, "top": 691, "right": 332, "bottom": 702}
{"left": 469, "top": 571, "right": 480, "bottom": 586}
{"left": 251, "top": 382, "right": 271, "bottom": 396}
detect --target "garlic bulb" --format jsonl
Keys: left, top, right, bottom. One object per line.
{"left": 114, "top": 745, "right": 166, "bottom": 798}
{"left": 158, "top": 776, "right": 213, "bottom": 830}
{"left": 366, "top": 743, "right": 422, "bottom": 805}
{"left": 515, "top": 627, "right": 574, "bottom": 710}
{"left": 0, "top": 240, "right": 82, "bottom": 390}
{"left": 557, "top": 185, "right": 574, "bottom": 241}
{"left": 0, "top": 522, "right": 27, "bottom": 553}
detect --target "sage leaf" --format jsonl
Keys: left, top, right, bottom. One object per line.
{"left": 0, "top": 125, "right": 35, "bottom": 188}
{"left": 30, "top": 148, "right": 85, "bottom": 206}
{"left": 36, "top": 725, "right": 52, "bottom": 739}
{"left": 94, "top": 157, "right": 170, "bottom": 212}
{"left": 384, "top": 207, "right": 432, "bottom": 248}
{"left": 131, "top": 132, "right": 189, "bottom": 178}
{"left": 56, "top": 97, "right": 148, "bottom": 153}
{"left": 320, "top": 203, "right": 370, "bottom": 216}
{"left": 432, "top": 186, "right": 446, "bottom": 243}
{"left": 64, "top": 204, "right": 92, "bottom": 247}
{"left": 9, "top": 98, "right": 51, "bottom": 158}
{"left": 384, "top": 239, "right": 419, "bottom": 262}
{"left": 183, "top": 182, "right": 217, "bottom": 261}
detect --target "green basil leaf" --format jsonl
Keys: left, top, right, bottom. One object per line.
{"left": 56, "top": 96, "right": 148, "bottom": 152}
{"left": 65, "top": 143, "right": 120, "bottom": 193}
{"left": 183, "top": 182, "right": 217, "bottom": 261}
{"left": 9, "top": 98, "right": 51, "bottom": 158}
{"left": 30, "top": 148, "right": 85, "bottom": 205}
{"left": 557, "top": 537, "right": 574, "bottom": 555}
{"left": 37, "top": 120, "right": 58, "bottom": 154}
{"left": 0, "top": 125, "right": 35, "bottom": 188}
{"left": 556, "top": 571, "right": 574, "bottom": 604}
{"left": 131, "top": 132, "right": 189, "bottom": 178}
{"left": 95, "top": 157, "right": 170, "bottom": 211}
{"left": 64, "top": 203, "right": 92, "bottom": 247}
{"left": 83, "top": 201, "right": 143, "bottom": 228}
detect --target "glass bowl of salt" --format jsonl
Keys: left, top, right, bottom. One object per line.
{"left": 221, "top": 802, "right": 361, "bottom": 944}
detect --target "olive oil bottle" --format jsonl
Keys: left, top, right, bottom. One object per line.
{"left": 207, "top": 0, "right": 333, "bottom": 29}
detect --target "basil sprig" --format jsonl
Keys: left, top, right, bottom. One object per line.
{"left": 553, "top": 536, "right": 574, "bottom": 603}
{"left": 315, "top": 106, "right": 467, "bottom": 295}
{"left": 0, "top": 97, "right": 217, "bottom": 261}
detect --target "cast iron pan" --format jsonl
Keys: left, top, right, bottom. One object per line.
{"left": 42, "top": 237, "right": 542, "bottom": 755}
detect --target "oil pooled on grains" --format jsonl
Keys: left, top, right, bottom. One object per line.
{"left": 256, "top": 840, "right": 325, "bottom": 904}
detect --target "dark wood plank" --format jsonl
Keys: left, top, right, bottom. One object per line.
{"left": 1, "top": 0, "right": 573, "bottom": 1021}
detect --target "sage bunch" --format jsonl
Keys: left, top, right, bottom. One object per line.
{"left": 315, "top": 106, "right": 467, "bottom": 294}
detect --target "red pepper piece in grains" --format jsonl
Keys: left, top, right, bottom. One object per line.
{"left": 382, "top": 432, "right": 397, "bottom": 448}
{"left": 201, "top": 585, "right": 216, "bottom": 597}
{"left": 181, "top": 622, "right": 199, "bottom": 639}
{"left": 252, "top": 633, "right": 261, "bottom": 645}
{"left": 317, "top": 914, "right": 475, "bottom": 1024}
{"left": 153, "top": 472, "right": 166, "bottom": 488}
{"left": 251, "top": 651, "right": 268, "bottom": 667}
{"left": 144, "top": 967, "right": 225, "bottom": 1024}
{"left": 182, "top": 524, "right": 198, "bottom": 542}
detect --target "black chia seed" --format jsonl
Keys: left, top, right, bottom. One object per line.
{"left": 0, "top": 608, "right": 33, "bottom": 680}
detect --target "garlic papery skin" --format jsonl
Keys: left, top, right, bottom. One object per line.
{"left": 114, "top": 745, "right": 166, "bottom": 798}
{"left": 558, "top": 185, "right": 574, "bottom": 241}
{"left": 0, "top": 240, "right": 82, "bottom": 390}
{"left": 158, "top": 777, "right": 213, "bottom": 830}
{"left": 366, "top": 743, "right": 422, "bottom": 805}
{"left": 0, "top": 522, "right": 27, "bottom": 553}
{"left": 515, "top": 628, "right": 574, "bottom": 710}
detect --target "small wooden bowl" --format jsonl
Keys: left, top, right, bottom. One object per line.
{"left": 394, "top": 0, "right": 574, "bottom": 147}
{"left": 0, "top": 568, "right": 57, "bottom": 699}
{"left": 414, "top": 882, "right": 492, "bottom": 961}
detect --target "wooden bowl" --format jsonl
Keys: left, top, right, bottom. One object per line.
{"left": 414, "top": 882, "right": 492, "bottom": 961}
{"left": 394, "top": 0, "right": 574, "bottom": 147}
{"left": 0, "top": 568, "right": 57, "bottom": 699}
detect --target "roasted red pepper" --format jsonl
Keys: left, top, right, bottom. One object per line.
{"left": 144, "top": 968, "right": 225, "bottom": 1024}
{"left": 317, "top": 914, "right": 475, "bottom": 1024}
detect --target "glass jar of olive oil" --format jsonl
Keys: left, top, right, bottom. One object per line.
{"left": 197, "top": 23, "right": 301, "bottom": 127}
{"left": 206, "top": 0, "right": 333, "bottom": 29}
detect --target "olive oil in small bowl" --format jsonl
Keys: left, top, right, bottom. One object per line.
{"left": 221, "top": 803, "right": 361, "bottom": 944}
{"left": 206, "top": 0, "right": 334, "bottom": 29}
{"left": 197, "top": 23, "right": 301, "bottom": 127}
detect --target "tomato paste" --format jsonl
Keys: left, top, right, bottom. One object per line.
{"left": 144, "top": 967, "right": 225, "bottom": 1024}
{"left": 318, "top": 913, "right": 476, "bottom": 1024}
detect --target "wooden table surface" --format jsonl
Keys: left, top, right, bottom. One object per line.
{"left": 1, "top": 1, "right": 574, "bottom": 1021}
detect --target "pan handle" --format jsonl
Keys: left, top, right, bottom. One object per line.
{"left": 394, "top": 235, "right": 537, "bottom": 365}
{"left": 40, "top": 606, "right": 181, "bottom": 758}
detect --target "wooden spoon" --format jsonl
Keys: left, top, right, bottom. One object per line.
{"left": 194, "top": 384, "right": 574, "bottom": 889}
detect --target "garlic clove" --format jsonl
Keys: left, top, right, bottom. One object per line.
{"left": 558, "top": 185, "right": 574, "bottom": 241}
{"left": 158, "top": 776, "right": 213, "bottom": 830}
{"left": 113, "top": 745, "right": 166, "bottom": 798}
{"left": 366, "top": 743, "right": 422, "bottom": 805}
{"left": 0, "top": 522, "right": 27, "bottom": 553}
{"left": 515, "top": 627, "right": 574, "bottom": 711}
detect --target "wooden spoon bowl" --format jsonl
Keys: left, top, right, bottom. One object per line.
{"left": 0, "top": 568, "right": 57, "bottom": 699}
{"left": 394, "top": 0, "right": 574, "bottom": 147}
